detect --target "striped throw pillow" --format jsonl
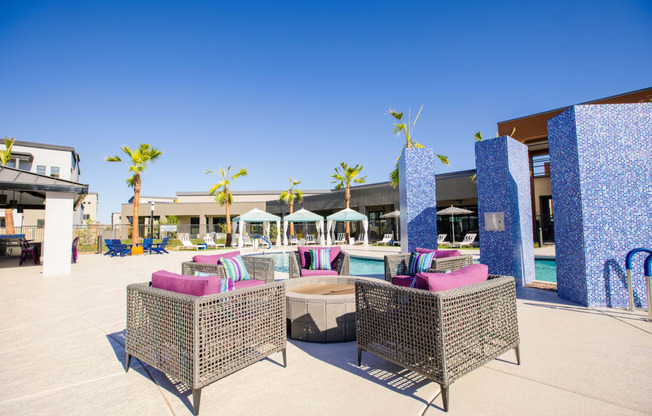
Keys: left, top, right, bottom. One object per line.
{"left": 194, "top": 271, "right": 234, "bottom": 292}
{"left": 221, "top": 255, "right": 251, "bottom": 282}
{"left": 309, "top": 248, "right": 332, "bottom": 271}
{"left": 409, "top": 252, "right": 436, "bottom": 276}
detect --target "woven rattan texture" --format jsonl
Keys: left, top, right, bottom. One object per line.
{"left": 181, "top": 256, "right": 275, "bottom": 283}
{"left": 356, "top": 275, "right": 519, "bottom": 387}
{"left": 126, "top": 281, "right": 286, "bottom": 390}
{"left": 288, "top": 251, "right": 351, "bottom": 279}
{"left": 383, "top": 254, "right": 474, "bottom": 282}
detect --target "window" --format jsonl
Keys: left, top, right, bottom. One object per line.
{"left": 50, "top": 166, "right": 60, "bottom": 178}
{"left": 37, "top": 219, "right": 45, "bottom": 228}
{"left": 36, "top": 165, "right": 46, "bottom": 175}
{"left": 83, "top": 214, "right": 90, "bottom": 220}
{"left": 7, "top": 159, "right": 16, "bottom": 168}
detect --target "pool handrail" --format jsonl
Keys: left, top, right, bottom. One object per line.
{"left": 625, "top": 248, "right": 652, "bottom": 311}
{"left": 645, "top": 254, "right": 652, "bottom": 321}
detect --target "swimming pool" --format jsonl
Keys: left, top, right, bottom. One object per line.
{"left": 248, "top": 252, "right": 557, "bottom": 282}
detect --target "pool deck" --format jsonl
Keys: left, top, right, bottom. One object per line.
{"left": 1, "top": 246, "right": 650, "bottom": 416}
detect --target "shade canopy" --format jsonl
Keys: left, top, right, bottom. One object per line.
{"left": 326, "top": 208, "right": 367, "bottom": 222}
{"left": 380, "top": 210, "right": 400, "bottom": 219}
{"left": 283, "top": 208, "right": 324, "bottom": 222}
{"left": 232, "top": 207, "right": 281, "bottom": 223}
{"left": 436, "top": 205, "right": 474, "bottom": 215}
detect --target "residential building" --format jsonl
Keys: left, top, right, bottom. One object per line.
{"left": 81, "top": 192, "right": 98, "bottom": 222}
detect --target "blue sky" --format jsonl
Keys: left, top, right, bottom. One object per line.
{"left": 1, "top": 0, "right": 651, "bottom": 222}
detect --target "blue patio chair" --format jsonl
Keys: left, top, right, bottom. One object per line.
{"left": 143, "top": 238, "right": 153, "bottom": 254}
{"left": 150, "top": 237, "right": 169, "bottom": 254}
{"left": 111, "top": 239, "right": 132, "bottom": 257}
{"left": 104, "top": 239, "right": 117, "bottom": 256}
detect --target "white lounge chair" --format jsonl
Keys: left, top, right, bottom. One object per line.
{"left": 242, "top": 236, "right": 254, "bottom": 247}
{"left": 449, "top": 233, "right": 477, "bottom": 248}
{"left": 334, "top": 233, "right": 346, "bottom": 245}
{"left": 437, "top": 234, "right": 449, "bottom": 246}
{"left": 289, "top": 235, "right": 299, "bottom": 245}
{"left": 305, "top": 235, "right": 316, "bottom": 245}
{"left": 377, "top": 234, "right": 393, "bottom": 246}
{"left": 177, "top": 235, "right": 204, "bottom": 251}
{"left": 354, "top": 234, "right": 365, "bottom": 245}
{"left": 204, "top": 235, "right": 225, "bottom": 248}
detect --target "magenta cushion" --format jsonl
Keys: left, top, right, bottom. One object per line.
{"left": 298, "top": 246, "right": 341, "bottom": 269}
{"left": 435, "top": 249, "right": 461, "bottom": 258}
{"left": 192, "top": 251, "right": 241, "bottom": 264}
{"left": 415, "top": 247, "right": 437, "bottom": 254}
{"left": 415, "top": 264, "right": 489, "bottom": 292}
{"left": 233, "top": 279, "right": 266, "bottom": 290}
{"left": 392, "top": 275, "right": 415, "bottom": 287}
{"left": 300, "top": 269, "right": 339, "bottom": 277}
{"left": 151, "top": 270, "right": 221, "bottom": 296}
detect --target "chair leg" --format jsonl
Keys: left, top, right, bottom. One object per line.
{"left": 282, "top": 348, "right": 287, "bottom": 368}
{"left": 192, "top": 388, "right": 202, "bottom": 416}
{"left": 124, "top": 354, "right": 132, "bottom": 372}
{"left": 515, "top": 346, "right": 521, "bottom": 365}
{"left": 357, "top": 347, "right": 362, "bottom": 366}
{"left": 440, "top": 384, "right": 449, "bottom": 412}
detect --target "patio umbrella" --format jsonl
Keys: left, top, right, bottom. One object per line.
{"left": 380, "top": 210, "right": 400, "bottom": 240}
{"left": 436, "top": 205, "right": 474, "bottom": 244}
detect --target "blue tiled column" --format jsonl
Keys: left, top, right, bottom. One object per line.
{"left": 398, "top": 147, "right": 437, "bottom": 253}
{"left": 548, "top": 104, "right": 652, "bottom": 307}
{"left": 475, "top": 136, "right": 535, "bottom": 286}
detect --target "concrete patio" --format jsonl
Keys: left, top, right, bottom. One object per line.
{"left": 0, "top": 248, "right": 650, "bottom": 415}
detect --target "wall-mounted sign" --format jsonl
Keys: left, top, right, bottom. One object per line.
{"left": 485, "top": 212, "right": 505, "bottom": 231}
{"left": 160, "top": 225, "right": 177, "bottom": 232}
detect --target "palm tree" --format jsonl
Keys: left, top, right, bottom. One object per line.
{"left": 331, "top": 163, "right": 367, "bottom": 241}
{"left": 388, "top": 106, "right": 450, "bottom": 188}
{"left": 1, "top": 137, "right": 17, "bottom": 234}
{"left": 106, "top": 144, "right": 163, "bottom": 247}
{"left": 205, "top": 166, "right": 248, "bottom": 245}
{"left": 278, "top": 177, "right": 303, "bottom": 236}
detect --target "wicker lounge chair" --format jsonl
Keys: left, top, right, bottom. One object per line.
{"left": 125, "top": 281, "right": 287, "bottom": 415}
{"left": 355, "top": 275, "right": 520, "bottom": 412}
{"left": 181, "top": 255, "right": 275, "bottom": 282}
{"left": 383, "top": 252, "right": 473, "bottom": 282}
{"left": 288, "top": 246, "right": 350, "bottom": 279}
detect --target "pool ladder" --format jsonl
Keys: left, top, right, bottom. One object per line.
{"left": 625, "top": 248, "right": 652, "bottom": 321}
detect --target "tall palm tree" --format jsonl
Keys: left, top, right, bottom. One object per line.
{"left": 106, "top": 144, "right": 163, "bottom": 247}
{"left": 331, "top": 163, "right": 367, "bottom": 241}
{"left": 205, "top": 166, "right": 248, "bottom": 245}
{"left": 0, "top": 137, "right": 16, "bottom": 234}
{"left": 388, "top": 106, "right": 449, "bottom": 188}
{"left": 278, "top": 177, "right": 303, "bottom": 235}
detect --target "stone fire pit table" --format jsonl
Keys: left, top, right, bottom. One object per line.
{"left": 285, "top": 275, "right": 387, "bottom": 343}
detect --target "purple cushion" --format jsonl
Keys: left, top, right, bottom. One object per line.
{"left": 392, "top": 275, "right": 415, "bottom": 287}
{"left": 298, "top": 246, "right": 341, "bottom": 269}
{"left": 233, "top": 279, "right": 266, "bottom": 290}
{"left": 415, "top": 247, "right": 437, "bottom": 254}
{"left": 415, "top": 264, "right": 489, "bottom": 292}
{"left": 300, "top": 269, "right": 339, "bottom": 277}
{"left": 151, "top": 270, "right": 221, "bottom": 296}
{"left": 192, "top": 251, "right": 241, "bottom": 264}
{"left": 435, "top": 250, "right": 461, "bottom": 258}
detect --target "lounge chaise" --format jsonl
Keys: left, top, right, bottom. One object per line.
{"left": 377, "top": 234, "right": 393, "bottom": 246}
{"left": 449, "top": 233, "right": 477, "bottom": 248}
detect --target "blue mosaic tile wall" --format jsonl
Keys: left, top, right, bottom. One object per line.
{"left": 475, "top": 136, "right": 535, "bottom": 286}
{"left": 398, "top": 147, "right": 438, "bottom": 253}
{"left": 548, "top": 104, "right": 652, "bottom": 307}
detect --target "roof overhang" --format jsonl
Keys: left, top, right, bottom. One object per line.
{"left": 0, "top": 166, "right": 89, "bottom": 210}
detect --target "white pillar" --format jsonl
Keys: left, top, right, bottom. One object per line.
{"left": 362, "top": 218, "right": 369, "bottom": 245}
{"left": 43, "top": 192, "right": 75, "bottom": 276}
{"left": 276, "top": 220, "right": 281, "bottom": 246}
{"left": 283, "top": 220, "right": 289, "bottom": 246}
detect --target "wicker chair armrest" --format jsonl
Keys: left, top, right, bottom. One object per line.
{"left": 288, "top": 252, "right": 301, "bottom": 279}
{"left": 242, "top": 256, "right": 275, "bottom": 282}
{"left": 335, "top": 251, "right": 351, "bottom": 275}
{"left": 430, "top": 255, "right": 474, "bottom": 272}
{"left": 384, "top": 253, "right": 413, "bottom": 282}
{"left": 181, "top": 261, "right": 224, "bottom": 277}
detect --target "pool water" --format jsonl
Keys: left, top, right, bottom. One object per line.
{"left": 248, "top": 252, "right": 557, "bottom": 282}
